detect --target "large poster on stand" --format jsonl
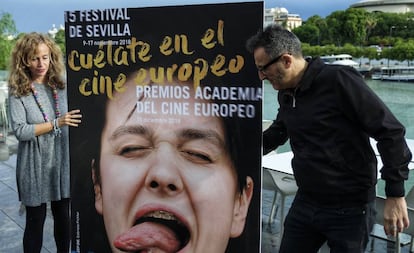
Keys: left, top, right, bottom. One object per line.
{"left": 65, "top": 2, "right": 263, "bottom": 252}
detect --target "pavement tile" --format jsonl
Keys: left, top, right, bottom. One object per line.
{"left": 0, "top": 136, "right": 56, "bottom": 253}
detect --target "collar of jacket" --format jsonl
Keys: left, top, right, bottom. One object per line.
{"left": 294, "top": 57, "right": 325, "bottom": 93}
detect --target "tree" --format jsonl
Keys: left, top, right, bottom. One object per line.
{"left": 391, "top": 40, "right": 414, "bottom": 66}
{"left": 302, "top": 43, "right": 324, "bottom": 57}
{"left": 0, "top": 12, "right": 17, "bottom": 70}
{"left": 342, "top": 8, "right": 369, "bottom": 46}
{"left": 325, "top": 11, "right": 346, "bottom": 46}
{"left": 0, "top": 12, "right": 17, "bottom": 36}
{"left": 305, "top": 15, "right": 328, "bottom": 45}
{"left": 368, "top": 12, "right": 410, "bottom": 45}
{"left": 293, "top": 24, "right": 320, "bottom": 46}
{"left": 54, "top": 29, "right": 66, "bottom": 55}
{"left": 0, "top": 39, "right": 14, "bottom": 70}
{"left": 364, "top": 13, "right": 377, "bottom": 44}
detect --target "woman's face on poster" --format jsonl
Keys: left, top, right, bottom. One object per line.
{"left": 93, "top": 79, "right": 252, "bottom": 253}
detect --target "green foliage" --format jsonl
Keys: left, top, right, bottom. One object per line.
{"left": 326, "top": 11, "right": 351, "bottom": 45}
{"left": 0, "top": 12, "right": 67, "bottom": 71}
{"left": 342, "top": 8, "right": 368, "bottom": 45}
{"left": 0, "top": 39, "right": 13, "bottom": 69}
{"left": 54, "top": 29, "right": 66, "bottom": 55}
{"left": 390, "top": 40, "right": 414, "bottom": 64}
{"left": 294, "top": 9, "right": 412, "bottom": 47}
{"left": 292, "top": 9, "right": 414, "bottom": 63}
{"left": 0, "top": 12, "right": 17, "bottom": 70}
{"left": 292, "top": 24, "right": 320, "bottom": 46}
{"left": 0, "top": 12, "right": 17, "bottom": 36}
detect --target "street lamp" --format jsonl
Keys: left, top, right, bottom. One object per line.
{"left": 388, "top": 26, "right": 396, "bottom": 67}
{"left": 389, "top": 25, "right": 396, "bottom": 38}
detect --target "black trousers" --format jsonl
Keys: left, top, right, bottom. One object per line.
{"left": 279, "top": 194, "right": 376, "bottom": 253}
{"left": 23, "top": 198, "right": 70, "bottom": 253}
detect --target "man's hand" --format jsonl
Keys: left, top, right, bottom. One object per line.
{"left": 383, "top": 197, "right": 410, "bottom": 236}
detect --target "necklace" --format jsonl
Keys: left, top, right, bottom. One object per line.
{"left": 31, "top": 82, "right": 61, "bottom": 122}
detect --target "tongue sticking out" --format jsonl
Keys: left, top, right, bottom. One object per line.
{"left": 113, "top": 221, "right": 181, "bottom": 253}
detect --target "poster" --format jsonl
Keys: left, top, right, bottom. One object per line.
{"left": 65, "top": 2, "right": 263, "bottom": 252}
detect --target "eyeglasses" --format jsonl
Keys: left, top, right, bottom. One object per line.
{"left": 257, "top": 53, "right": 285, "bottom": 73}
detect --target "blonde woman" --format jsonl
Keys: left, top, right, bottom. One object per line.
{"left": 8, "top": 32, "right": 82, "bottom": 253}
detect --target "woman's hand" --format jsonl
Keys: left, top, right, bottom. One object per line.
{"left": 58, "top": 109, "right": 82, "bottom": 127}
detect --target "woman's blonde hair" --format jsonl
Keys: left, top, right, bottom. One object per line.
{"left": 8, "top": 32, "right": 65, "bottom": 96}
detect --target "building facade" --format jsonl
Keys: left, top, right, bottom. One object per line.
{"left": 264, "top": 7, "right": 302, "bottom": 30}
{"left": 351, "top": 0, "right": 414, "bottom": 14}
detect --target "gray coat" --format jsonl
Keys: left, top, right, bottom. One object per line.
{"left": 8, "top": 83, "right": 70, "bottom": 207}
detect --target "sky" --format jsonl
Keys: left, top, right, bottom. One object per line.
{"left": 2, "top": 0, "right": 361, "bottom": 34}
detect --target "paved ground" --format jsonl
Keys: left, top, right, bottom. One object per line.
{"left": 0, "top": 133, "right": 410, "bottom": 253}
{"left": 0, "top": 134, "right": 56, "bottom": 252}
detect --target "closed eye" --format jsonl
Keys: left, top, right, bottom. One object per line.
{"left": 181, "top": 150, "right": 213, "bottom": 164}
{"left": 118, "top": 145, "right": 152, "bottom": 158}
{"left": 110, "top": 125, "right": 152, "bottom": 158}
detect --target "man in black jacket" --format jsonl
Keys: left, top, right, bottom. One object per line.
{"left": 246, "top": 24, "right": 412, "bottom": 253}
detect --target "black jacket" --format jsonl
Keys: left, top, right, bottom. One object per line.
{"left": 263, "top": 57, "right": 412, "bottom": 206}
